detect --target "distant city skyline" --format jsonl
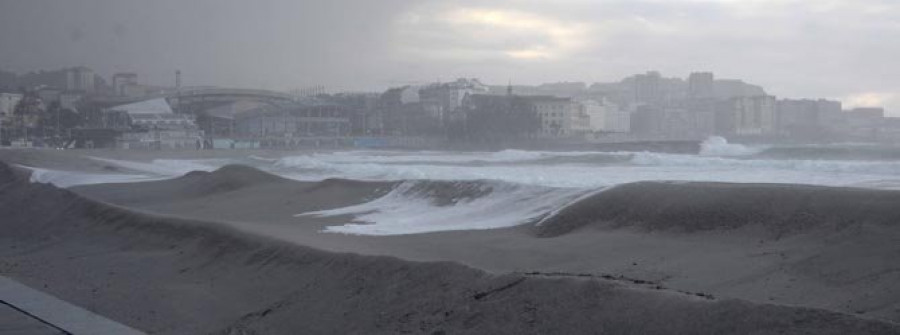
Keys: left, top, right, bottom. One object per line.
{"left": 0, "top": 0, "right": 897, "bottom": 114}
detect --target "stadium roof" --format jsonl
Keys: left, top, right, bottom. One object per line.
{"left": 109, "top": 98, "right": 173, "bottom": 115}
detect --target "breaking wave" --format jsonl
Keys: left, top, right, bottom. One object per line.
{"left": 300, "top": 179, "right": 587, "bottom": 235}
{"left": 23, "top": 165, "right": 162, "bottom": 187}
{"left": 3, "top": 161, "right": 893, "bottom": 334}
{"left": 699, "top": 136, "right": 765, "bottom": 157}
{"left": 21, "top": 160, "right": 900, "bottom": 239}
{"left": 270, "top": 150, "right": 900, "bottom": 190}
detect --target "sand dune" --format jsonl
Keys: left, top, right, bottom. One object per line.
{"left": 3, "top": 161, "right": 900, "bottom": 334}
{"left": 536, "top": 181, "right": 900, "bottom": 238}
{"left": 62, "top": 164, "right": 900, "bottom": 324}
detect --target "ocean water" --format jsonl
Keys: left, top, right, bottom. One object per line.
{"left": 25, "top": 138, "right": 900, "bottom": 235}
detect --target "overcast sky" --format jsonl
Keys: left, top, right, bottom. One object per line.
{"left": 0, "top": 0, "right": 897, "bottom": 114}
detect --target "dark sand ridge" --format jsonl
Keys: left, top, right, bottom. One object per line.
{"left": 535, "top": 180, "right": 900, "bottom": 237}
{"left": 68, "top": 164, "right": 900, "bottom": 324}
{"left": 4, "top": 164, "right": 898, "bottom": 334}
{"left": 0, "top": 148, "right": 308, "bottom": 167}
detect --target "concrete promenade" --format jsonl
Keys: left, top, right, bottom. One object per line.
{"left": 0, "top": 276, "right": 145, "bottom": 335}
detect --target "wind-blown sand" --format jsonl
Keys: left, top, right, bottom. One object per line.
{"left": 535, "top": 180, "right": 900, "bottom": 237}
{"left": 63, "top": 163, "right": 900, "bottom": 323}
{"left": 3, "top": 149, "right": 900, "bottom": 333}
{"left": 4, "top": 162, "right": 898, "bottom": 334}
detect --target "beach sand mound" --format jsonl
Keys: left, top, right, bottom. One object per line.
{"left": 2, "top": 162, "right": 899, "bottom": 334}
{"left": 175, "top": 164, "right": 291, "bottom": 194}
{"left": 536, "top": 181, "right": 900, "bottom": 238}
{"left": 73, "top": 166, "right": 394, "bottom": 217}
{"left": 69, "top": 164, "right": 298, "bottom": 206}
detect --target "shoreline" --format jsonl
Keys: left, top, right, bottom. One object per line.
{"left": 3, "top": 148, "right": 900, "bottom": 332}
{"left": 1, "top": 163, "right": 898, "bottom": 333}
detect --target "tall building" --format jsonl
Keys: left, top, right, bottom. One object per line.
{"left": 688, "top": 72, "right": 715, "bottom": 99}
{"left": 66, "top": 67, "right": 95, "bottom": 93}
{"left": 777, "top": 99, "right": 842, "bottom": 140}
{"left": 526, "top": 96, "right": 585, "bottom": 137}
{"left": 685, "top": 98, "right": 719, "bottom": 138}
{"left": 731, "top": 96, "right": 777, "bottom": 136}
{"left": 630, "top": 105, "right": 664, "bottom": 138}
{"left": 633, "top": 71, "right": 662, "bottom": 104}
{"left": 581, "top": 99, "right": 629, "bottom": 133}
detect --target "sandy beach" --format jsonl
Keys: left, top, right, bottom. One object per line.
{"left": 2, "top": 148, "right": 900, "bottom": 334}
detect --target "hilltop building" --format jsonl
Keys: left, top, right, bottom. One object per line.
{"left": 66, "top": 67, "right": 95, "bottom": 93}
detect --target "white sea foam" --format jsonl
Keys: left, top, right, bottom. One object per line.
{"left": 273, "top": 149, "right": 557, "bottom": 167}
{"left": 32, "top": 148, "right": 900, "bottom": 235}
{"left": 63, "top": 149, "right": 900, "bottom": 191}
{"left": 699, "top": 136, "right": 765, "bottom": 157}
{"left": 24, "top": 166, "right": 160, "bottom": 188}
{"left": 267, "top": 151, "right": 900, "bottom": 189}
{"left": 300, "top": 181, "right": 586, "bottom": 236}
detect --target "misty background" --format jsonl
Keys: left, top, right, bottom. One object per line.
{"left": 0, "top": 0, "right": 897, "bottom": 114}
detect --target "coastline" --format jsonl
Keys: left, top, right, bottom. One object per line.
{"left": 1, "top": 161, "right": 898, "bottom": 333}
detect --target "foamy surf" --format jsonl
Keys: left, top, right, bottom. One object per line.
{"left": 699, "top": 136, "right": 766, "bottom": 156}
{"left": 299, "top": 180, "right": 588, "bottom": 235}
{"left": 22, "top": 165, "right": 161, "bottom": 188}
{"left": 26, "top": 148, "right": 900, "bottom": 193}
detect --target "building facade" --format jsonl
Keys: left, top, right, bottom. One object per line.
{"left": 526, "top": 96, "right": 587, "bottom": 137}
{"left": 235, "top": 103, "right": 351, "bottom": 146}
{"left": 581, "top": 99, "right": 630, "bottom": 133}
{"left": 108, "top": 98, "right": 204, "bottom": 150}
{"left": 777, "top": 99, "right": 843, "bottom": 140}
{"left": 0, "top": 92, "right": 23, "bottom": 123}
{"left": 66, "top": 67, "right": 95, "bottom": 93}
{"left": 688, "top": 72, "right": 715, "bottom": 99}
{"left": 730, "top": 96, "right": 777, "bottom": 136}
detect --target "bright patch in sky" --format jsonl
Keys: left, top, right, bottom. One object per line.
{"left": 845, "top": 92, "right": 897, "bottom": 109}
{"left": 396, "top": 6, "right": 589, "bottom": 61}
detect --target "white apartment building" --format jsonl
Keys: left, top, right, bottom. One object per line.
{"left": 528, "top": 96, "right": 588, "bottom": 137}
{"left": 581, "top": 99, "right": 630, "bottom": 133}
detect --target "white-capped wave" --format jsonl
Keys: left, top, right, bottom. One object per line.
{"left": 38, "top": 148, "right": 900, "bottom": 191}
{"left": 264, "top": 150, "right": 900, "bottom": 189}
{"left": 23, "top": 166, "right": 161, "bottom": 188}
{"left": 699, "top": 136, "right": 765, "bottom": 157}
{"left": 630, "top": 151, "right": 900, "bottom": 176}
{"left": 299, "top": 180, "right": 586, "bottom": 236}
{"left": 273, "top": 149, "right": 586, "bottom": 167}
